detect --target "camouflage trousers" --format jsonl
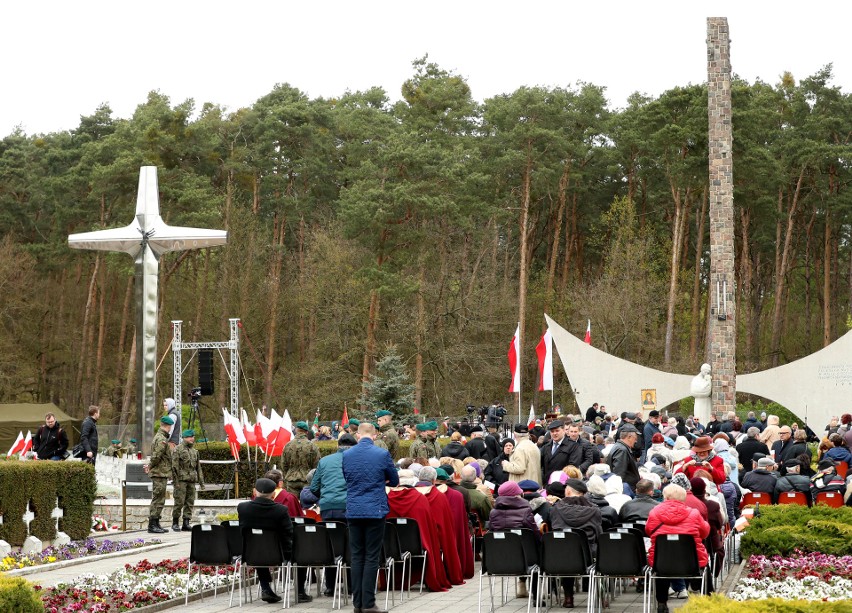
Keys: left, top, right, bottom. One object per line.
{"left": 149, "top": 477, "right": 168, "bottom": 520}
{"left": 173, "top": 481, "right": 197, "bottom": 520}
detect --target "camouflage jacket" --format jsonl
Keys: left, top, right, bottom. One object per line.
{"left": 281, "top": 434, "right": 321, "bottom": 483}
{"left": 149, "top": 429, "right": 173, "bottom": 478}
{"left": 104, "top": 446, "right": 124, "bottom": 458}
{"left": 173, "top": 441, "right": 204, "bottom": 484}
{"left": 410, "top": 437, "right": 441, "bottom": 460}
{"left": 379, "top": 424, "right": 400, "bottom": 459}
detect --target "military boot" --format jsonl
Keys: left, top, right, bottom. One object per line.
{"left": 172, "top": 518, "right": 181, "bottom": 532}
{"left": 148, "top": 518, "right": 166, "bottom": 534}
{"left": 182, "top": 518, "right": 192, "bottom": 531}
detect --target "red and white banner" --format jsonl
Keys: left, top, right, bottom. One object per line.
{"left": 222, "top": 409, "right": 245, "bottom": 460}
{"left": 6, "top": 431, "right": 24, "bottom": 457}
{"left": 507, "top": 324, "right": 521, "bottom": 393}
{"left": 527, "top": 405, "right": 537, "bottom": 430}
{"left": 241, "top": 410, "right": 258, "bottom": 447}
{"left": 266, "top": 408, "right": 291, "bottom": 456}
{"left": 536, "top": 329, "right": 553, "bottom": 391}
{"left": 584, "top": 319, "right": 591, "bottom": 345}
{"left": 21, "top": 431, "right": 32, "bottom": 456}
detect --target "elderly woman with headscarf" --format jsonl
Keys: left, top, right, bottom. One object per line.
{"left": 712, "top": 437, "right": 739, "bottom": 484}
{"left": 489, "top": 480, "right": 542, "bottom": 602}
{"left": 484, "top": 438, "right": 514, "bottom": 487}
{"left": 647, "top": 433, "right": 674, "bottom": 469}
{"left": 662, "top": 417, "right": 679, "bottom": 440}
{"left": 604, "top": 474, "right": 632, "bottom": 514}
{"left": 586, "top": 474, "right": 619, "bottom": 530}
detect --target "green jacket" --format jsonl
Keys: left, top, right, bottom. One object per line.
{"left": 379, "top": 424, "right": 400, "bottom": 459}
{"left": 173, "top": 441, "right": 204, "bottom": 484}
{"left": 410, "top": 437, "right": 441, "bottom": 460}
{"left": 281, "top": 434, "right": 321, "bottom": 483}
{"left": 149, "top": 429, "right": 173, "bottom": 478}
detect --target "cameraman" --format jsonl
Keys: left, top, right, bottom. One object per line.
{"left": 163, "top": 397, "right": 181, "bottom": 449}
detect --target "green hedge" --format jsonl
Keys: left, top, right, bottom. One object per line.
{"left": 0, "top": 576, "right": 44, "bottom": 613}
{"left": 0, "top": 460, "right": 96, "bottom": 546}
{"left": 681, "top": 595, "right": 850, "bottom": 612}
{"left": 740, "top": 504, "right": 852, "bottom": 557}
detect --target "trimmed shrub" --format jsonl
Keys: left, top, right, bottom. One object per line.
{"left": 740, "top": 504, "right": 852, "bottom": 557}
{"left": 681, "top": 595, "right": 850, "bottom": 612}
{"left": 0, "top": 460, "right": 96, "bottom": 546}
{"left": 0, "top": 575, "right": 45, "bottom": 612}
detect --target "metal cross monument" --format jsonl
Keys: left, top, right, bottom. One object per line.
{"left": 69, "top": 166, "right": 227, "bottom": 453}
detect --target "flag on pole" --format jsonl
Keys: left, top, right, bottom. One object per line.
{"left": 267, "top": 408, "right": 291, "bottom": 456}
{"left": 21, "top": 431, "right": 32, "bottom": 456}
{"left": 341, "top": 403, "right": 349, "bottom": 427}
{"left": 536, "top": 329, "right": 553, "bottom": 391}
{"left": 312, "top": 410, "right": 320, "bottom": 435}
{"left": 527, "top": 405, "right": 537, "bottom": 430}
{"left": 6, "top": 431, "right": 24, "bottom": 457}
{"left": 223, "top": 409, "right": 245, "bottom": 460}
{"left": 508, "top": 324, "right": 521, "bottom": 393}
{"left": 241, "top": 410, "right": 258, "bottom": 447}
{"left": 584, "top": 319, "right": 591, "bottom": 344}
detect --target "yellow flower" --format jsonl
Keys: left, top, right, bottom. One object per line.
{"left": 47, "top": 556, "right": 57, "bottom": 563}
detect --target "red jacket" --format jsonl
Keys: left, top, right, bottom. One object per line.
{"left": 646, "top": 500, "right": 710, "bottom": 567}
{"left": 676, "top": 454, "right": 725, "bottom": 485}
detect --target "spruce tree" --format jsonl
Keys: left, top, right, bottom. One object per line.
{"left": 358, "top": 346, "right": 415, "bottom": 421}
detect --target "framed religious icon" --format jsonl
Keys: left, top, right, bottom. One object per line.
{"left": 641, "top": 389, "right": 657, "bottom": 410}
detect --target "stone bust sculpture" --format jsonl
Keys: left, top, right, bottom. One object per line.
{"left": 691, "top": 363, "right": 712, "bottom": 422}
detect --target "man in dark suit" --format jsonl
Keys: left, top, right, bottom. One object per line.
{"left": 237, "top": 478, "right": 311, "bottom": 604}
{"left": 541, "top": 419, "right": 584, "bottom": 484}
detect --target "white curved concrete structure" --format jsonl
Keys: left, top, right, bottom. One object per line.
{"left": 546, "top": 313, "right": 846, "bottom": 431}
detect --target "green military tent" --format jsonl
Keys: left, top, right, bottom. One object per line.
{"left": 0, "top": 403, "right": 82, "bottom": 453}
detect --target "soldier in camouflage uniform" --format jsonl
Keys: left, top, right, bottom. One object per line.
{"left": 409, "top": 421, "right": 442, "bottom": 460}
{"left": 126, "top": 438, "right": 138, "bottom": 457}
{"left": 171, "top": 429, "right": 204, "bottom": 532}
{"left": 104, "top": 439, "right": 125, "bottom": 458}
{"left": 281, "top": 421, "right": 321, "bottom": 497}
{"left": 376, "top": 410, "right": 399, "bottom": 460}
{"left": 145, "top": 415, "right": 175, "bottom": 534}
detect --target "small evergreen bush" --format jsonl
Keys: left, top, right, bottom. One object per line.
{"left": 0, "top": 576, "right": 44, "bottom": 612}
{"left": 739, "top": 504, "right": 852, "bottom": 557}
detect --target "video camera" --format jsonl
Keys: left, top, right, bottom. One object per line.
{"left": 188, "top": 387, "right": 202, "bottom": 401}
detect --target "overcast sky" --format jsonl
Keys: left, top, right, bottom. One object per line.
{"left": 3, "top": 1, "right": 850, "bottom": 136}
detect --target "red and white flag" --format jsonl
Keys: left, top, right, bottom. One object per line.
{"left": 267, "top": 408, "right": 291, "bottom": 456}
{"left": 222, "top": 409, "right": 245, "bottom": 460}
{"left": 241, "top": 409, "right": 258, "bottom": 447}
{"left": 6, "top": 431, "right": 24, "bottom": 457}
{"left": 341, "top": 403, "right": 349, "bottom": 427}
{"left": 527, "top": 405, "right": 537, "bottom": 430}
{"left": 508, "top": 323, "right": 521, "bottom": 393}
{"left": 21, "top": 431, "right": 32, "bottom": 456}
{"left": 536, "top": 329, "right": 553, "bottom": 391}
{"left": 584, "top": 319, "right": 591, "bottom": 345}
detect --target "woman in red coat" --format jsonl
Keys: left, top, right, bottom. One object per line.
{"left": 674, "top": 436, "right": 725, "bottom": 485}
{"left": 646, "top": 484, "right": 710, "bottom": 613}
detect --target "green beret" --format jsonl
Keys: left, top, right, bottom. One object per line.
{"left": 424, "top": 421, "right": 438, "bottom": 430}
{"left": 349, "top": 419, "right": 361, "bottom": 426}
{"left": 415, "top": 422, "right": 430, "bottom": 432}
{"left": 376, "top": 410, "right": 392, "bottom": 418}
{"left": 129, "top": 438, "right": 137, "bottom": 443}
{"left": 182, "top": 429, "right": 195, "bottom": 438}
{"left": 111, "top": 439, "right": 120, "bottom": 444}
{"left": 342, "top": 423, "right": 350, "bottom": 429}
{"left": 160, "top": 415, "right": 175, "bottom": 425}
{"left": 371, "top": 421, "right": 379, "bottom": 428}
{"left": 295, "top": 421, "right": 309, "bottom": 430}
{"left": 435, "top": 468, "right": 450, "bottom": 481}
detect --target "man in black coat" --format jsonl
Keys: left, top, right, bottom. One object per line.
{"left": 606, "top": 425, "right": 641, "bottom": 490}
{"left": 237, "top": 478, "right": 310, "bottom": 604}
{"left": 737, "top": 427, "right": 770, "bottom": 481}
{"left": 80, "top": 406, "right": 100, "bottom": 465}
{"left": 585, "top": 403, "right": 601, "bottom": 424}
{"left": 33, "top": 412, "right": 69, "bottom": 461}
{"left": 771, "top": 426, "right": 796, "bottom": 475}
{"left": 741, "top": 457, "right": 779, "bottom": 495}
{"left": 464, "top": 426, "right": 488, "bottom": 459}
{"left": 618, "top": 479, "right": 659, "bottom": 522}
{"left": 541, "top": 420, "right": 585, "bottom": 484}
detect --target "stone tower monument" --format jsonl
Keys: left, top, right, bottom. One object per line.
{"left": 707, "top": 17, "right": 736, "bottom": 416}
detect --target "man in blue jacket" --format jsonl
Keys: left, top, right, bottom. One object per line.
{"left": 310, "top": 433, "right": 357, "bottom": 595}
{"left": 343, "top": 423, "right": 399, "bottom": 613}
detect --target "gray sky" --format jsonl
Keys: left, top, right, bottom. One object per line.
{"left": 4, "top": 1, "right": 850, "bottom": 136}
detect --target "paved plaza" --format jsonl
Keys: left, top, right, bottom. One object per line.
{"left": 19, "top": 527, "right": 728, "bottom": 613}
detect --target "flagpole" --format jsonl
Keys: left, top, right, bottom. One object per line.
{"left": 517, "top": 321, "right": 522, "bottom": 425}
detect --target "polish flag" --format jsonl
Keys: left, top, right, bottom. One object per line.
{"left": 21, "top": 431, "right": 32, "bottom": 456}
{"left": 341, "top": 403, "right": 349, "bottom": 427}
{"left": 264, "top": 409, "right": 285, "bottom": 456}
{"left": 584, "top": 319, "right": 591, "bottom": 345}
{"left": 6, "top": 431, "right": 24, "bottom": 457}
{"left": 269, "top": 410, "right": 293, "bottom": 456}
{"left": 241, "top": 410, "right": 258, "bottom": 447}
{"left": 527, "top": 405, "right": 537, "bottom": 430}
{"left": 255, "top": 412, "right": 272, "bottom": 449}
{"left": 508, "top": 324, "right": 521, "bottom": 393}
{"left": 222, "top": 409, "right": 245, "bottom": 460}
{"left": 536, "top": 329, "right": 553, "bottom": 391}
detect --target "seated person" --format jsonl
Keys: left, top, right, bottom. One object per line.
{"left": 646, "top": 485, "right": 710, "bottom": 613}
{"left": 619, "top": 478, "right": 659, "bottom": 523}
{"left": 773, "top": 459, "right": 812, "bottom": 505}
{"left": 741, "top": 457, "right": 778, "bottom": 495}
{"left": 810, "top": 459, "right": 846, "bottom": 499}
{"left": 489, "top": 480, "right": 541, "bottom": 602}
{"left": 550, "top": 479, "right": 601, "bottom": 608}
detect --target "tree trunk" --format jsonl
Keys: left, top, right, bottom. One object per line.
{"left": 824, "top": 211, "right": 832, "bottom": 347}
{"left": 298, "top": 217, "right": 306, "bottom": 363}
{"left": 415, "top": 262, "right": 426, "bottom": 412}
{"left": 770, "top": 168, "right": 806, "bottom": 366}
{"left": 362, "top": 230, "right": 388, "bottom": 390}
{"left": 265, "top": 214, "right": 286, "bottom": 407}
{"left": 545, "top": 164, "right": 569, "bottom": 313}
{"left": 117, "top": 333, "right": 136, "bottom": 436}
{"left": 92, "top": 266, "right": 108, "bottom": 407}
{"left": 115, "top": 276, "right": 133, "bottom": 384}
{"left": 516, "top": 156, "right": 533, "bottom": 414}
{"left": 664, "top": 188, "right": 688, "bottom": 368}
{"left": 76, "top": 255, "right": 101, "bottom": 406}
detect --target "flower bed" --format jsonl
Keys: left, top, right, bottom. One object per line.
{"left": 681, "top": 594, "right": 852, "bottom": 612}
{"left": 37, "top": 558, "right": 232, "bottom": 612}
{"left": 1, "top": 538, "right": 155, "bottom": 572}
{"left": 728, "top": 551, "right": 852, "bottom": 602}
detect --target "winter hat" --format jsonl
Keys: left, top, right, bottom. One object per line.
{"left": 564, "top": 478, "right": 588, "bottom": 495}
{"left": 518, "top": 480, "right": 541, "bottom": 492}
{"left": 713, "top": 438, "right": 730, "bottom": 453}
{"left": 164, "top": 398, "right": 176, "bottom": 411}
{"left": 498, "top": 481, "right": 523, "bottom": 497}
{"left": 254, "top": 478, "right": 277, "bottom": 494}
{"left": 397, "top": 469, "right": 418, "bottom": 487}
{"left": 546, "top": 482, "right": 566, "bottom": 498}
{"left": 689, "top": 477, "right": 707, "bottom": 497}
{"left": 548, "top": 471, "right": 569, "bottom": 485}
{"left": 672, "top": 472, "right": 692, "bottom": 491}
{"left": 587, "top": 475, "right": 607, "bottom": 497}
{"left": 605, "top": 474, "right": 624, "bottom": 495}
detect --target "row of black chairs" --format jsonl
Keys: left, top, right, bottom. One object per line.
{"left": 478, "top": 528, "right": 706, "bottom": 613}
{"left": 185, "top": 517, "right": 429, "bottom": 610}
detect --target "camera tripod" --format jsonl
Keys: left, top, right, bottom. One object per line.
{"left": 186, "top": 392, "right": 210, "bottom": 451}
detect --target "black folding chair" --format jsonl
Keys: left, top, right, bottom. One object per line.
{"left": 231, "top": 527, "right": 287, "bottom": 607}
{"left": 479, "top": 530, "right": 539, "bottom": 613}
{"left": 383, "top": 521, "right": 409, "bottom": 604}
{"left": 324, "top": 521, "right": 350, "bottom": 610}
{"left": 391, "top": 517, "right": 428, "bottom": 597}
{"left": 592, "top": 530, "right": 649, "bottom": 613}
{"left": 185, "top": 524, "right": 232, "bottom": 604}
{"left": 292, "top": 516, "right": 317, "bottom": 525}
{"left": 222, "top": 521, "right": 243, "bottom": 563}
{"left": 284, "top": 524, "right": 339, "bottom": 607}
{"left": 538, "top": 529, "right": 595, "bottom": 613}
{"left": 649, "top": 534, "right": 707, "bottom": 603}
